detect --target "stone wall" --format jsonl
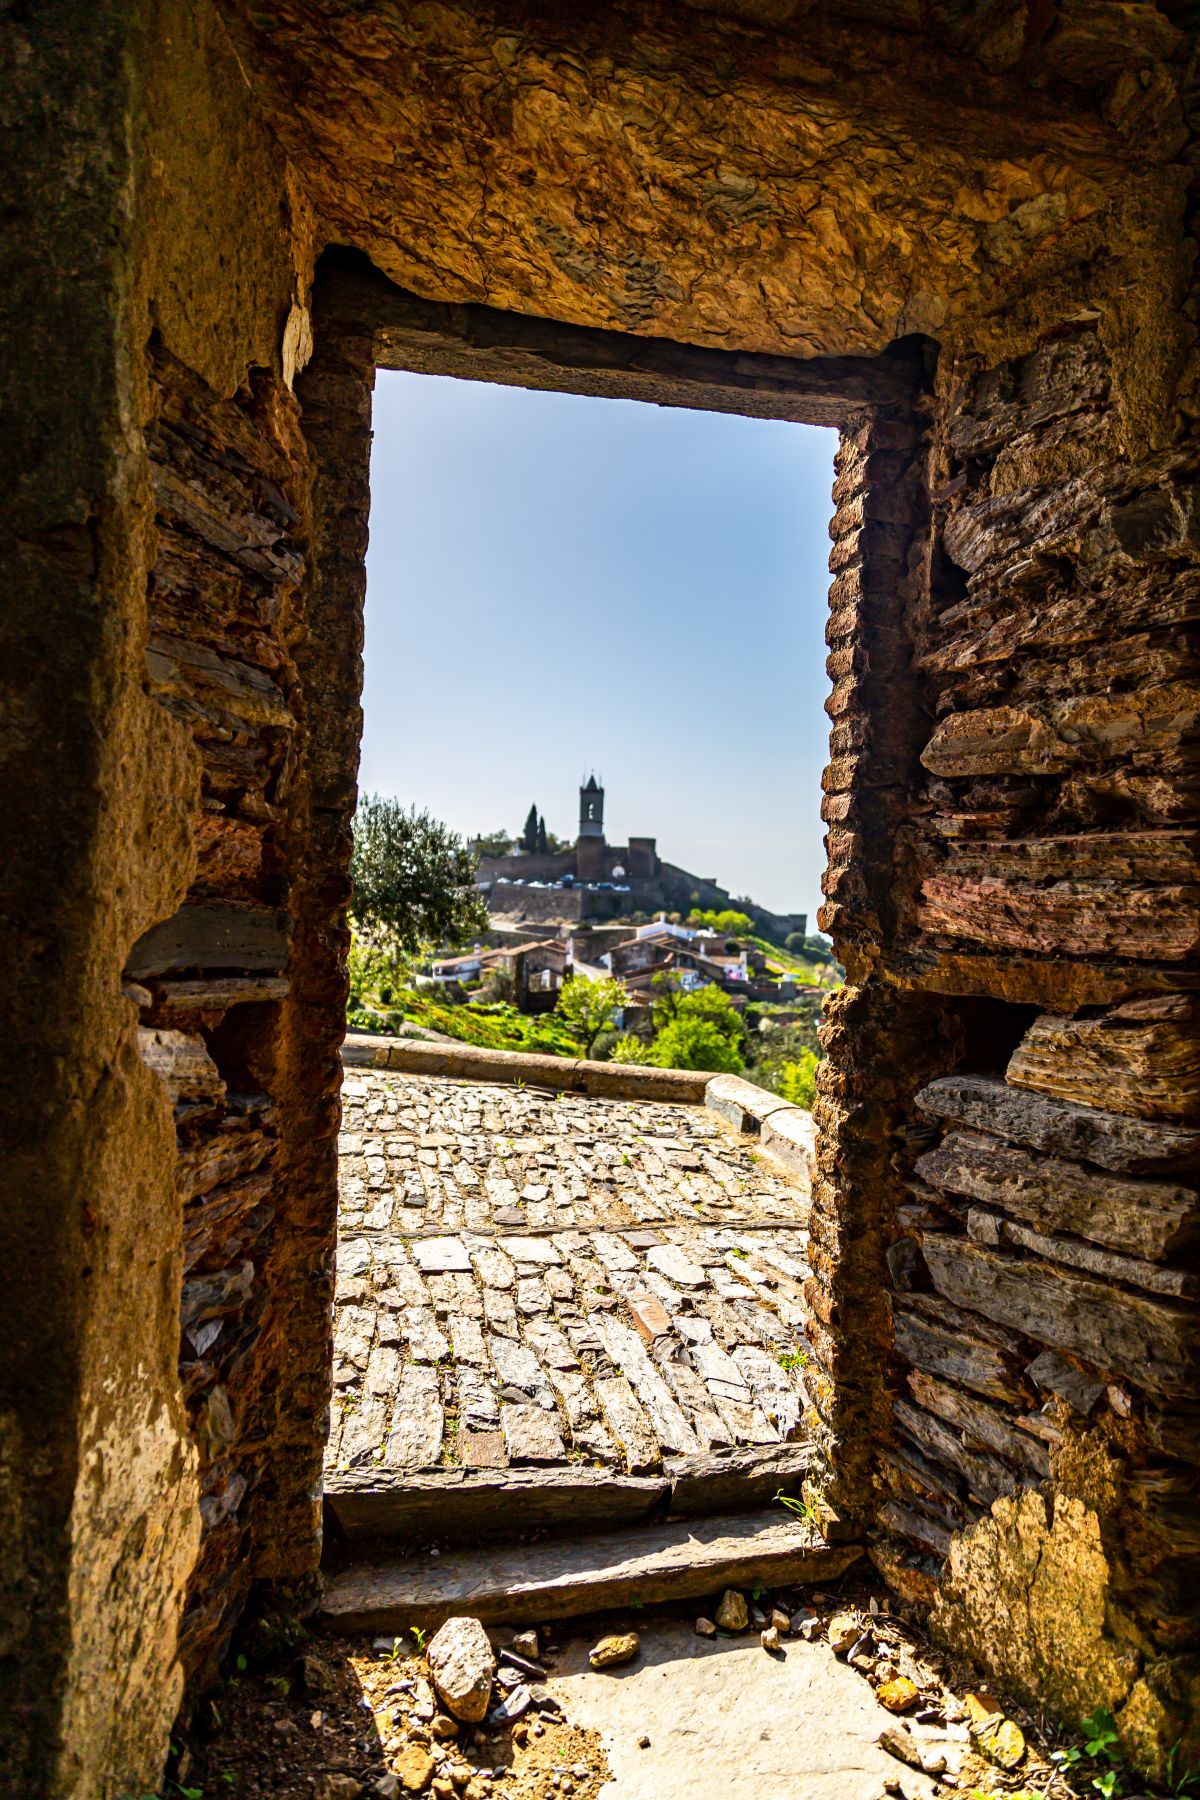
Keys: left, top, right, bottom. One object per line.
{"left": 130, "top": 341, "right": 306, "bottom": 1686}
{"left": 805, "top": 319, "right": 1200, "bottom": 1769}
{"left": 2, "top": 2, "right": 315, "bottom": 1792}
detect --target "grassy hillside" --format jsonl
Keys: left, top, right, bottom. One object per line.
{"left": 348, "top": 988, "right": 578, "bottom": 1057}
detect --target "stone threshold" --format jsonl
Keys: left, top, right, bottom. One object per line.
{"left": 320, "top": 1511, "right": 862, "bottom": 1632}
{"left": 326, "top": 1442, "right": 817, "bottom": 1543}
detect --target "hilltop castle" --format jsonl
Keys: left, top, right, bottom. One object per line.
{"left": 476, "top": 777, "right": 806, "bottom": 941}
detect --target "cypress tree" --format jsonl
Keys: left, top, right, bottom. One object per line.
{"left": 521, "top": 803, "right": 539, "bottom": 853}
{"left": 536, "top": 814, "right": 548, "bottom": 854}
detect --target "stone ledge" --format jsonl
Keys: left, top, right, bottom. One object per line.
{"left": 705, "top": 1074, "right": 817, "bottom": 1183}
{"left": 320, "top": 1514, "right": 863, "bottom": 1632}
{"left": 345, "top": 1035, "right": 713, "bottom": 1102}
{"left": 325, "top": 1444, "right": 819, "bottom": 1545}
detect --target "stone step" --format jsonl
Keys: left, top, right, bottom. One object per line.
{"left": 320, "top": 1512, "right": 862, "bottom": 1633}
{"left": 325, "top": 1442, "right": 818, "bottom": 1543}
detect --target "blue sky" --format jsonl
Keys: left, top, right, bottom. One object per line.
{"left": 361, "top": 370, "right": 837, "bottom": 921}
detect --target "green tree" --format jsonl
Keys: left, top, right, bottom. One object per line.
{"left": 649, "top": 1017, "right": 744, "bottom": 1074}
{"left": 653, "top": 979, "right": 743, "bottom": 1043}
{"left": 521, "top": 804, "right": 540, "bottom": 853}
{"left": 473, "top": 828, "right": 515, "bottom": 857}
{"left": 556, "top": 974, "right": 628, "bottom": 1057}
{"left": 632, "top": 978, "right": 747, "bottom": 1073}
{"left": 350, "top": 795, "right": 487, "bottom": 954}
{"left": 690, "top": 908, "right": 753, "bottom": 937}
{"left": 776, "top": 1048, "right": 819, "bottom": 1108}
{"left": 536, "top": 813, "right": 548, "bottom": 854}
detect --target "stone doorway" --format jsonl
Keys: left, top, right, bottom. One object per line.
{"left": 297, "top": 254, "right": 930, "bottom": 1615}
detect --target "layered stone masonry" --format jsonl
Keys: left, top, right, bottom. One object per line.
{"left": 130, "top": 344, "right": 310, "bottom": 1685}
{"left": 864, "top": 320, "right": 1200, "bottom": 1705}
{"left": 325, "top": 1072, "right": 816, "bottom": 1510}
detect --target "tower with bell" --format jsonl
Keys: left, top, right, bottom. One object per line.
{"left": 578, "top": 773, "right": 605, "bottom": 840}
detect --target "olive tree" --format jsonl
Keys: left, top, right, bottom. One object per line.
{"left": 350, "top": 794, "right": 488, "bottom": 954}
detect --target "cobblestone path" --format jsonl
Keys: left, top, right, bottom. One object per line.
{"left": 326, "top": 1072, "right": 815, "bottom": 1511}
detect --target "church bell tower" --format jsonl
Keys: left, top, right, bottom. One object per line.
{"left": 578, "top": 774, "right": 605, "bottom": 840}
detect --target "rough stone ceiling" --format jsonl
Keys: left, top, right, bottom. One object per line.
{"left": 219, "top": 1, "right": 1189, "bottom": 357}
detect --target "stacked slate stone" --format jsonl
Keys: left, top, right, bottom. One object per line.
{"left": 124, "top": 346, "right": 303, "bottom": 1683}
{"left": 877, "top": 323, "right": 1200, "bottom": 1636}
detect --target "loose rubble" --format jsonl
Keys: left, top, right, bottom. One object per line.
{"left": 172, "top": 1581, "right": 1126, "bottom": 1798}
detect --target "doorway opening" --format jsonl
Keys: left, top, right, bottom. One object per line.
{"left": 326, "top": 351, "right": 855, "bottom": 1554}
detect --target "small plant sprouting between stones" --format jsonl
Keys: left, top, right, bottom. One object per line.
{"left": 773, "top": 1487, "right": 823, "bottom": 1532}
{"left": 1167, "top": 1743, "right": 1200, "bottom": 1796}
{"left": 410, "top": 1624, "right": 427, "bottom": 1651}
{"left": 777, "top": 1347, "right": 809, "bottom": 1372}
{"left": 1049, "top": 1707, "right": 1129, "bottom": 1797}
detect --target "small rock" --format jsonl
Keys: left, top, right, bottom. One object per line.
{"left": 637, "top": 1735, "right": 651, "bottom": 1750}
{"left": 375, "top": 1778, "right": 401, "bottom": 1800}
{"left": 878, "top": 1725, "right": 923, "bottom": 1771}
{"left": 770, "top": 1608, "right": 790, "bottom": 1636}
{"left": 715, "top": 1590, "right": 749, "bottom": 1632}
{"left": 315, "top": 1777, "right": 363, "bottom": 1800}
{"left": 589, "top": 1632, "right": 639, "bottom": 1669}
{"left": 694, "top": 1616, "right": 717, "bottom": 1638}
{"left": 431, "top": 1780, "right": 456, "bottom": 1799}
{"left": 391, "top": 1743, "right": 438, "bottom": 1793}
{"left": 528, "top": 1683, "right": 563, "bottom": 1715}
{"left": 760, "top": 1626, "right": 782, "bottom": 1654}
{"left": 488, "top": 1684, "right": 532, "bottom": 1725}
{"left": 431, "top": 1714, "right": 460, "bottom": 1740}
{"left": 511, "top": 1630, "right": 539, "bottom": 1659}
{"left": 498, "top": 1647, "right": 546, "bottom": 1679}
{"left": 300, "top": 1652, "right": 335, "bottom": 1698}
{"left": 963, "top": 1690, "right": 1025, "bottom": 1767}
{"left": 410, "top": 1678, "right": 438, "bottom": 1723}
{"left": 879, "top": 1725, "right": 946, "bottom": 1778}
{"left": 791, "top": 1610, "right": 821, "bottom": 1641}
{"left": 877, "top": 1677, "right": 920, "bottom": 1715}
{"left": 427, "top": 1618, "right": 497, "bottom": 1723}
{"left": 827, "top": 1612, "right": 860, "bottom": 1654}
{"left": 497, "top": 1666, "right": 525, "bottom": 1690}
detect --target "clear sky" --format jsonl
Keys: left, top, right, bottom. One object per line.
{"left": 361, "top": 370, "right": 837, "bottom": 921}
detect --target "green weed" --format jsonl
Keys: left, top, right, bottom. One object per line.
{"left": 773, "top": 1487, "right": 822, "bottom": 1531}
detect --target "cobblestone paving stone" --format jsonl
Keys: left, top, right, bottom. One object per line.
{"left": 326, "top": 1072, "right": 815, "bottom": 1486}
